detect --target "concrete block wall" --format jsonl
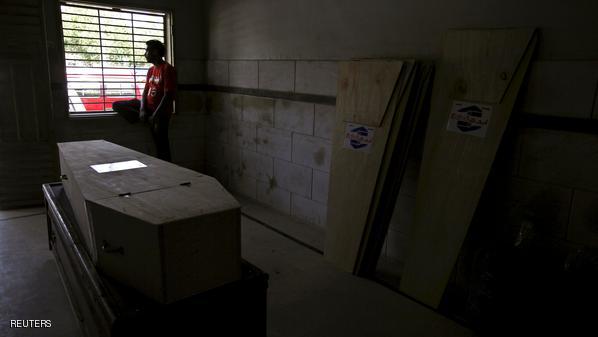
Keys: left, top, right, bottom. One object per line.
{"left": 201, "top": 0, "right": 598, "bottom": 259}
{"left": 383, "top": 128, "right": 598, "bottom": 266}
{"left": 204, "top": 96, "right": 334, "bottom": 227}
{"left": 203, "top": 59, "right": 338, "bottom": 228}
{"left": 202, "top": 58, "right": 598, "bottom": 261}
{"left": 520, "top": 61, "right": 598, "bottom": 119}
{"left": 515, "top": 129, "right": 598, "bottom": 245}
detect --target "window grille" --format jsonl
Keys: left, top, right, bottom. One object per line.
{"left": 60, "top": 2, "right": 168, "bottom": 114}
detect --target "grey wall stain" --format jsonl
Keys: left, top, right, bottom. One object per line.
{"left": 244, "top": 96, "right": 273, "bottom": 111}
{"left": 314, "top": 147, "right": 325, "bottom": 166}
{"left": 232, "top": 95, "right": 242, "bottom": 110}
{"left": 260, "top": 111, "right": 273, "bottom": 124}
{"left": 268, "top": 176, "right": 277, "bottom": 191}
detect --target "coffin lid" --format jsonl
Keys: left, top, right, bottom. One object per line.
{"left": 58, "top": 140, "right": 240, "bottom": 225}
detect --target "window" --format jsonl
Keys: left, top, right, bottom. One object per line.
{"left": 60, "top": 2, "right": 170, "bottom": 115}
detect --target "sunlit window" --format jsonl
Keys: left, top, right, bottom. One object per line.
{"left": 60, "top": 2, "right": 170, "bottom": 115}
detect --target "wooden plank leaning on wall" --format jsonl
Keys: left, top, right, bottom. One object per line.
{"left": 325, "top": 60, "right": 415, "bottom": 272}
{"left": 355, "top": 63, "right": 435, "bottom": 276}
{"left": 400, "top": 28, "right": 538, "bottom": 308}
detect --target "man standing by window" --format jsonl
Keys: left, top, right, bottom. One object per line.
{"left": 113, "top": 40, "right": 176, "bottom": 162}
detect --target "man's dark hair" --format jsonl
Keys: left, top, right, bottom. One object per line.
{"left": 146, "top": 40, "right": 166, "bottom": 57}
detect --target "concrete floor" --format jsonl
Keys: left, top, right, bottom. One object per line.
{"left": 0, "top": 208, "right": 80, "bottom": 337}
{"left": 0, "top": 207, "right": 471, "bottom": 337}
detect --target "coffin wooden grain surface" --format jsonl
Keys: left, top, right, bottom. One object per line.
{"left": 336, "top": 60, "right": 404, "bottom": 126}
{"left": 399, "top": 29, "right": 538, "bottom": 308}
{"left": 58, "top": 140, "right": 202, "bottom": 258}
{"left": 325, "top": 60, "right": 413, "bottom": 272}
{"left": 58, "top": 140, "right": 241, "bottom": 303}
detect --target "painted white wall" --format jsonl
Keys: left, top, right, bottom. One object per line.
{"left": 204, "top": 0, "right": 598, "bottom": 60}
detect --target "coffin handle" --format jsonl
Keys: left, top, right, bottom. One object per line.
{"left": 101, "top": 240, "right": 124, "bottom": 255}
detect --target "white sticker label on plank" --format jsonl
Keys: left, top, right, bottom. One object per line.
{"left": 343, "top": 123, "right": 375, "bottom": 152}
{"left": 446, "top": 101, "right": 492, "bottom": 138}
{"left": 90, "top": 160, "right": 147, "bottom": 173}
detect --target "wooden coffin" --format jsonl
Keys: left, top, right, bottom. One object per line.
{"left": 57, "top": 140, "right": 241, "bottom": 304}
{"left": 400, "top": 28, "right": 538, "bottom": 308}
{"left": 44, "top": 182, "right": 267, "bottom": 337}
{"left": 324, "top": 60, "right": 415, "bottom": 272}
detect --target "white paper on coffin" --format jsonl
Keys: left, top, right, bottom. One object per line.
{"left": 90, "top": 160, "right": 147, "bottom": 173}
{"left": 57, "top": 140, "right": 241, "bottom": 303}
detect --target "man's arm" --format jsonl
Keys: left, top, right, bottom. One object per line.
{"left": 140, "top": 68, "right": 152, "bottom": 122}
{"left": 140, "top": 86, "right": 149, "bottom": 121}
{"left": 149, "top": 91, "right": 174, "bottom": 122}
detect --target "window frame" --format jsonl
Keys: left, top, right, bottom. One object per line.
{"left": 58, "top": 0, "right": 173, "bottom": 117}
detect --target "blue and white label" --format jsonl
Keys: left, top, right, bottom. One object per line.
{"left": 343, "top": 123, "right": 375, "bottom": 152}
{"left": 446, "top": 101, "right": 492, "bottom": 138}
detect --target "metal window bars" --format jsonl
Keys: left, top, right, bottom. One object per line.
{"left": 60, "top": 2, "right": 167, "bottom": 114}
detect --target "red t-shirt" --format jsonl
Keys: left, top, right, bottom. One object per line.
{"left": 145, "top": 62, "right": 176, "bottom": 114}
